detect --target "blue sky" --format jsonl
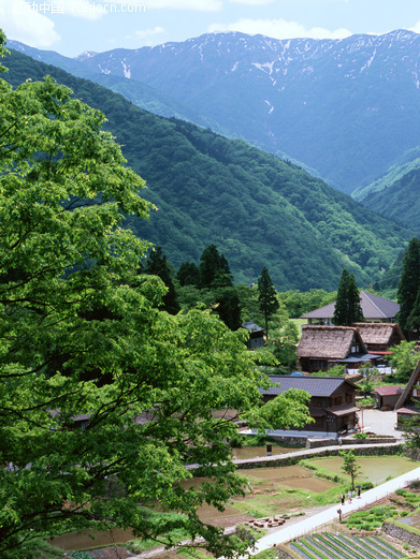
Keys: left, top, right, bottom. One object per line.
{"left": 2, "top": 0, "right": 420, "bottom": 57}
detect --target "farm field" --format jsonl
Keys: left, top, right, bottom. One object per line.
{"left": 304, "top": 456, "right": 418, "bottom": 485}
{"left": 290, "top": 532, "right": 406, "bottom": 559}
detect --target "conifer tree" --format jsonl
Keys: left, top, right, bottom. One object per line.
{"left": 333, "top": 269, "right": 364, "bottom": 325}
{"left": 258, "top": 266, "right": 279, "bottom": 339}
{"left": 199, "top": 244, "right": 233, "bottom": 288}
{"left": 397, "top": 237, "right": 420, "bottom": 336}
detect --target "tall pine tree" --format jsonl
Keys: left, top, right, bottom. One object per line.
{"left": 397, "top": 237, "right": 420, "bottom": 336}
{"left": 258, "top": 266, "right": 279, "bottom": 339}
{"left": 333, "top": 269, "right": 364, "bottom": 326}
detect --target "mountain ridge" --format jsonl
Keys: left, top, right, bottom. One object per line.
{"left": 3, "top": 47, "right": 413, "bottom": 291}
{"left": 9, "top": 29, "right": 420, "bottom": 194}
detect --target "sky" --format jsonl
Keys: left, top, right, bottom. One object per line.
{"left": 2, "top": 0, "right": 420, "bottom": 57}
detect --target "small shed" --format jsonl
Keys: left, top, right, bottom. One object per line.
{"left": 373, "top": 386, "right": 403, "bottom": 410}
{"left": 241, "top": 321, "right": 264, "bottom": 349}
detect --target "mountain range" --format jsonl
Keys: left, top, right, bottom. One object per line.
{"left": 2, "top": 48, "right": 412, "bottom": 291}
{"left": 9, "top": 29, "right": 420, "bottom": 194}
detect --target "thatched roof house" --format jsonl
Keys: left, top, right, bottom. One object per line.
{"left": 395, "top": 361, "right": 420, "bottom": 426}
{"left": 297, "top": 325, "right": 379, "bottom": 373}
{"left": 353, "top": 322, "right": 405, "bottom": 354}
{"left": 301, "top": 291, "right": 400, "bottom": 324}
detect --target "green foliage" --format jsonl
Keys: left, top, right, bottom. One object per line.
{"left": 0, "top": 34, "right": 312, "bottom": 559}
{"left": 312, "top": 365, "right": 346, "bottom": 378}
{"left": 277, "top": 289, "right": 336, "bottom": 318}
{"left": 340, "top": 451, "right": 362, "bottom": 490}
{"left": 2, "top": 47, "right": 412, "bottom": 292}
{"left": 397, "top": 237, "right": 420, "bottom": 335}
{"left": 386, "top": 340, "right": 420, "bottom": 383}
{"left": 333, "top": 269, "right": 364, "bottom": 325}
{"left": 144, "top": 246, "right": 180, "bottom": 314}
{"left": 353, "top": 433, "right": 369, "bottom": 440}
{"left": 346, "top": 506, "right": 399, "bottom": 531}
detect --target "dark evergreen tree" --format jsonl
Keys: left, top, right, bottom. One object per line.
{"left": 216, "top": 288, "right": 242, "bottom": 331}
{"left": 177, "top": 261, "right": 200, "bottom": 287}
{"left": 347, "top": 273, "right": 364, "bottom": 324}
{"left": 333, "top": 269, "right": 364, "bottom": 325}
{"left": 397, "top": 237, "right": 420, "bottom": 336}
{"left": 333, "top": 269, "right": 350, "bottom": 325}
{"left": 199, "top": 244, "right": 233, "bottom": 288}
{"left": 258, "top": 266, "right": 279, "bottom": 339}
{"left": 145, "top": 247, "right": 180, "bottom": 314}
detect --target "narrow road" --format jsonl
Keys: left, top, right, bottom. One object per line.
{"left": 252, "top": 465, "right": 420, "bottom": 551}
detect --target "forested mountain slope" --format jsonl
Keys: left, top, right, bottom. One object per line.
{"left": 10, "top": 30, "right": 420, "bottom": 194}
{"left": 3, "top": 49, "right": 412, "bottom": 291}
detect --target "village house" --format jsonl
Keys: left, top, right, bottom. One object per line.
{"left": 259, "top": 376, "right": 359, "bottom": 439}
{"left": 297, "top": 325, "right": 381, "bottom": 373}
{"left": 241, "top": 320, "right": 264, "bottom": 349}
{"left": 301, "top": 291, "right": 400, "bottom": 325}
{"left": 353, "top": 322, "right": 405, "bottom": 356}
{"left": 373, "top": 386, "right": 403, "bottom": 411}
{"left": 395, "top": 362, "right": 420, "bottom": 427}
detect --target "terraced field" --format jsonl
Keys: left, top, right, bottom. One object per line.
{"left": 290, "top": 532, "right": 406, "bottom": 559}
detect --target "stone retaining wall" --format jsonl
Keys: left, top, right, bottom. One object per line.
{"left": 382, "top": 520, "right": 420, "bottom": 547}
{"left": 306, "top": 437, "right": 397, "bottom": 449}
{"left": 235, "top": 444, "right": 404, "bottom": 470}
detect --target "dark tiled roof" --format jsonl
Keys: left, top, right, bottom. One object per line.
{"left": 259, "top": 376, "right": 355, "bottom": 398}
{"left": 241, "top": 321, "right": 264, "bottom": 333}
{"left": 301, "top": 292, "right": 400, "bottom": 320}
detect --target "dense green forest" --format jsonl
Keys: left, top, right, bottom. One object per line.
{"left": 3, "top": 49, "right": 413, "bottom": 291}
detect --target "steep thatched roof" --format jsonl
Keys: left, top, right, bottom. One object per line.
{"left": 301, "top": 291, "right": 400, "bottom": 321}
{"left": 297, "top": 325, "right": 366, "bottom": 360}
{"left": 353, "top": 322, "right": 405, "bottom": 346}
{"left": 395, "top": 361, "right": 420, "bottom": 409}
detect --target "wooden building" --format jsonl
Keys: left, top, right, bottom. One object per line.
{"left": 373, "top": 386, "right": 403, "bottom": 411}
{"left": 297, "top": 325, "right": 380, "bottom": 373}
{"left": 259, "top": 376, "right": 359, "bottom": 437}
{"left": 241, "top": 321, "right": 264, "bottom": 349}
{"left": 353, "top": 322, "right": 405, "bottom": 355}
{"left": 395, "top": 362, "right": 420, "bottom": 426}
{"left": 301, "top": 292, "right": 400, "bottom": 325}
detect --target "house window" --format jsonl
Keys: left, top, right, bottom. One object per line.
{"left": 351, "top": 345, "right": 359, "bottom": 353}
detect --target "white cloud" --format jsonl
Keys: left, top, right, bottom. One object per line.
{"left": 135, "top": 26, "right": 165, "bottom": 40}
{"left": 409, "top": 21, "right": 420, "bottom": 34}
{"left": 0, "top": 0, "right": 60, "bottom": 47}
{"left": 112, "top": 0, "right": 222, "bottom": 10}
{"left": 208, "top": 18, "right": 352, "bottom": 41}
{"left": 228, "top": 0, "right": 274, "bottom": 5}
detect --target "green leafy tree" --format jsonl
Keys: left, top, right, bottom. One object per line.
{"left": 145, "top": 246, "right": 180, "bottom": 314}
{"left": 258, "top": 266, "right": 280, "bottom": 339}
{"left": 397, "top": 237, "right": 420, "bottom": 336}
{"left": 272, "top": 321, "right": 299, "bottom": 371}
{"left": 0, "top": 33, "right": 313, "bottom": 559}
{"left": 333, "top": 269, "right": 364, "bottom": 325}
{"left": 387, "top": 340, "right": 420, "bottom": 383}
{"left": 340, "top": 450, "right": 362, "bottom": 490}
